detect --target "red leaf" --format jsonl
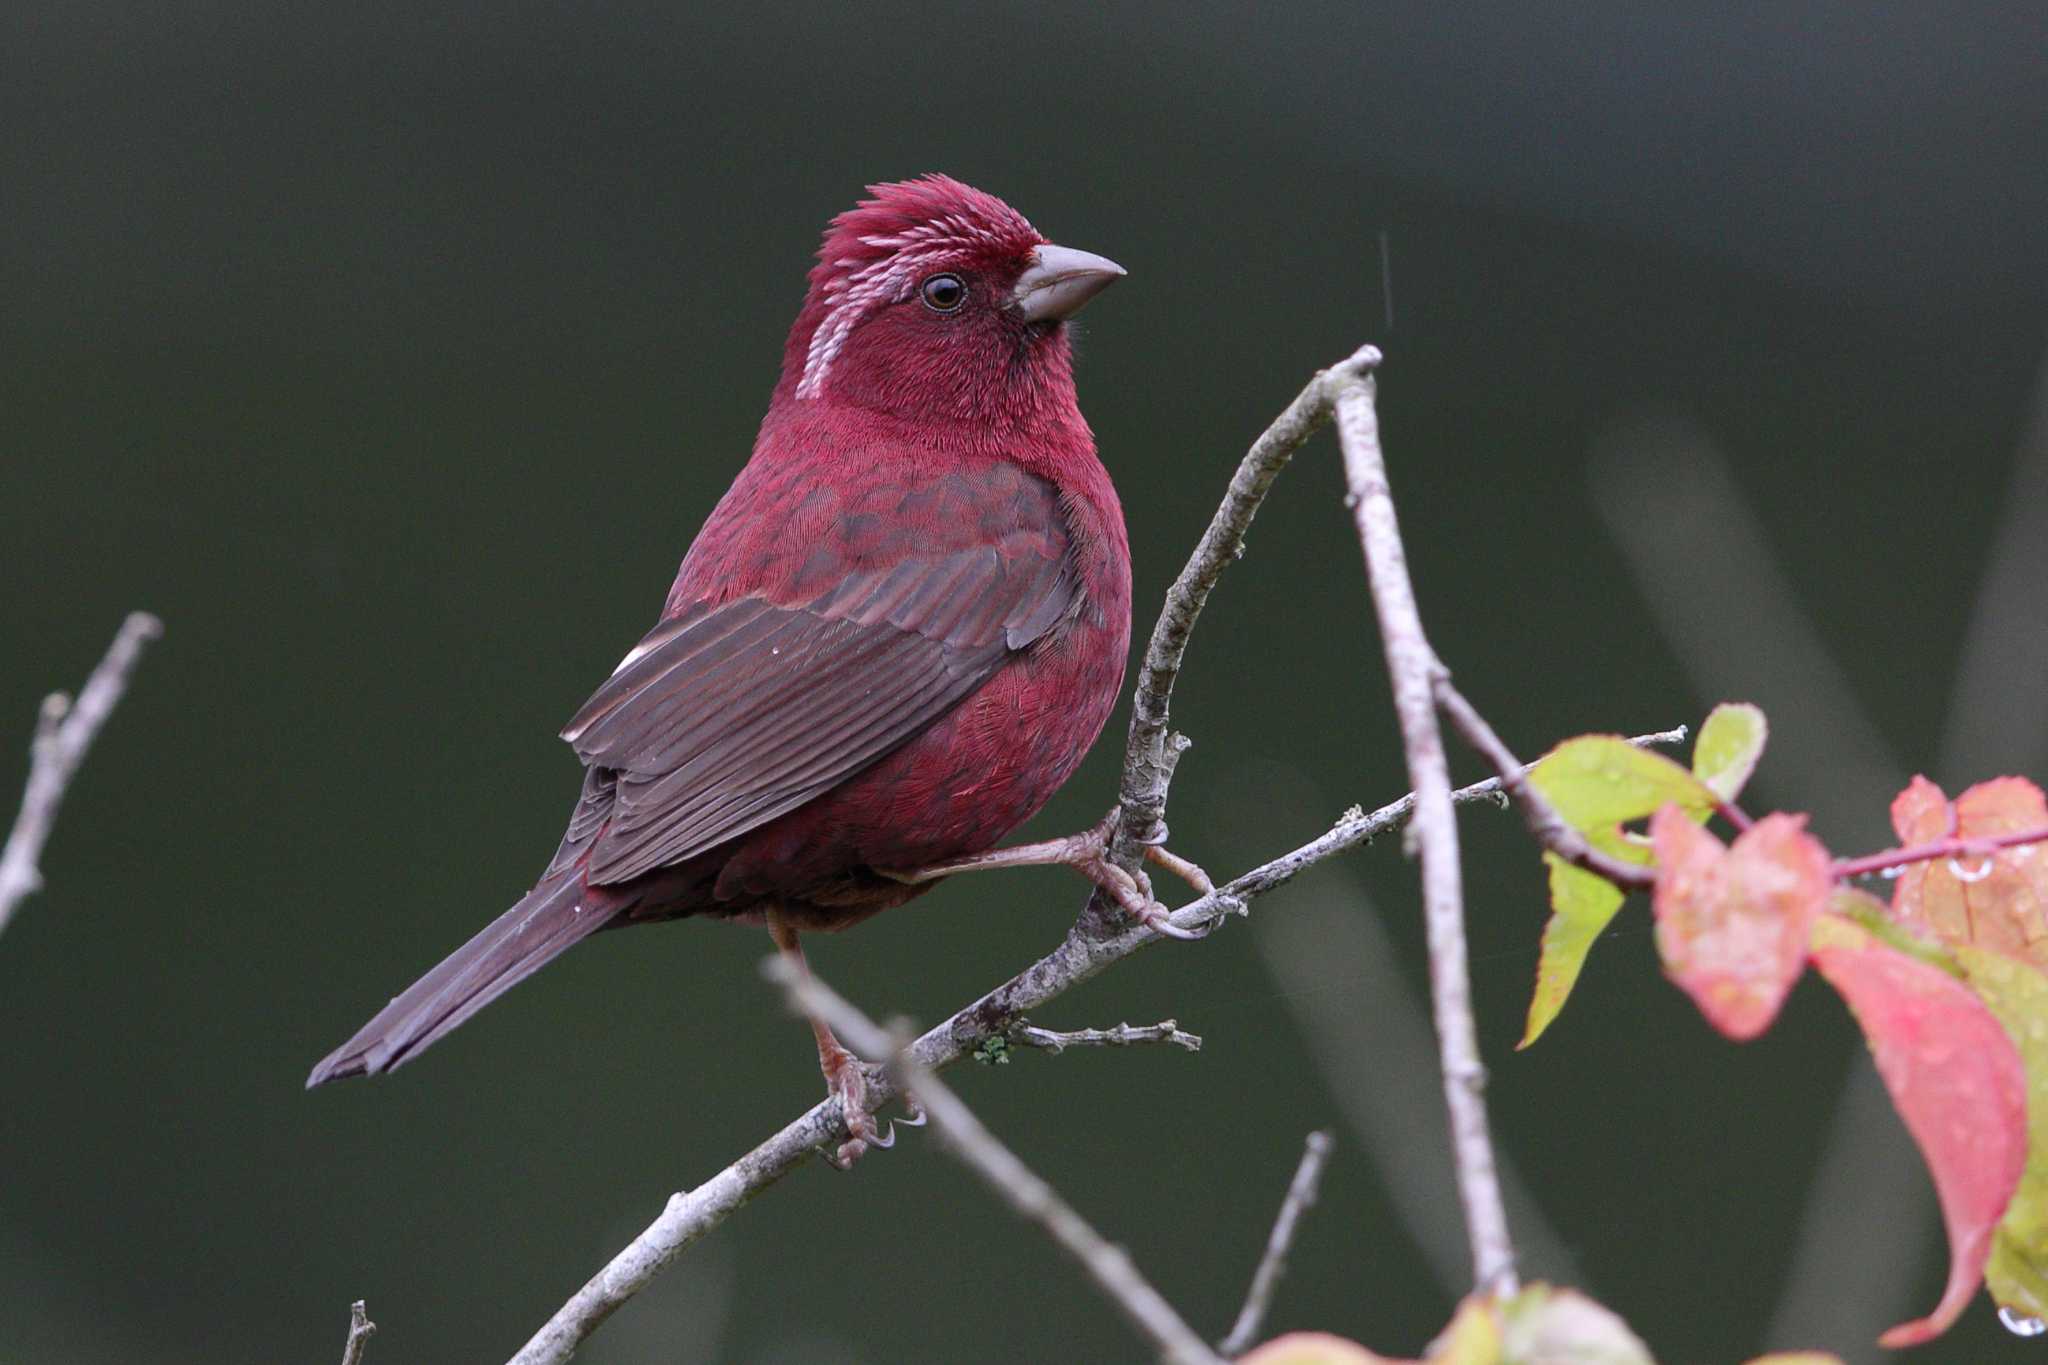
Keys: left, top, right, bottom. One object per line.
{"left": 1810, "top": 915, "right": 2029, "bottom": 1346}
{"left": 1891, "top": 775, "right": 2048, "bottom": 968}
{"left": 1651, "top": 807, "right": 1829, "bottom": 1040}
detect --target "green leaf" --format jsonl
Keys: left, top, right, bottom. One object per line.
{"left": 1957, "top": 947, "right": 2048, "bottom": 1324}
{"left": 1531, "top": 736, "right": 1715, "bottom": 832}
{"left": 1522, "top": 854, "right": 1626, "bottom": 1048}
{"left": 1693, "top": 703, "right": 1767, "bottom": 803}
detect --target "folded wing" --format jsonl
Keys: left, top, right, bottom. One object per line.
{"left": 560, "top": 497, "right": 1078, "bottom": 887}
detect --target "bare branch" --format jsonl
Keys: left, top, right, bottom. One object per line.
{"left": 766, "top": 958, "right": 1225, "bottom": 1365}
{"left": 0, "top": 612, "right": 162, "bottom": 937}
{"left": 502, "top": 350, "right": 1687, "bottom": 1360}
{"left": 1008, "top": 1018, "right": 1202, "bottom": 1054}
{"left": 1218, "top": 1130, "right": 1334, "bottom": 1357}
{"left": 1332, "top": 353, "right": 1518, "bottom": 1298}
{"left": 340, "top": 1300, "right": 376, "bottom": 1365}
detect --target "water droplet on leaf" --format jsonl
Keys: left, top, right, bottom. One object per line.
{"left": 1951, "top": 855, "right": 1995, "bottom": 883}
{"left": 1998, "top": 1305, "right": 2046, "bottom": 1336}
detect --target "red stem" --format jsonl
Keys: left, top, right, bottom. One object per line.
{"left": 1714, "top": 798, "right": 1754, "bottom": 833}
{"left": 1831, "top": 824, "right": 2048, "bottom": 881}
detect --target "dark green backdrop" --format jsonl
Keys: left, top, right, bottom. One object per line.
{"left": 4, "top": 4, "right": 2043, "bottom": 1362}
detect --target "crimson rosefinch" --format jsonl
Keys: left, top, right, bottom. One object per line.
{"left": 308, "top": 176, "right": 1207, "bottom": 1159}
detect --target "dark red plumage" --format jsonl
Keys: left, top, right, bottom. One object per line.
{"left": 308, "top": 177, "right": 1144, "bottom": 1115}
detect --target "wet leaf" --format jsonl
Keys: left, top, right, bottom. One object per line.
{"left": 1651, "top": 808, "right": 1829, "bottom": 1040}
{"left": 1891, "top": 775, "right": 2048, "bottom": 969}
{"left": 1693, "top": 702, "right": 1767, "bottom": 803}
{"left": 1810, "top": 914, "right": 2029, "bottom": 1346}
{"left": 1497, "top": 1283, "right": 1652, "bottom": 1364}
{"left": 1522, "top": 853, "right": 1626, "bottom": 1048}
{"left": 1956, "top": 946, "right": 2048, "bottom": 1323}
{"left": 1531, "top": 736, "right": 1715, "bottom": 832}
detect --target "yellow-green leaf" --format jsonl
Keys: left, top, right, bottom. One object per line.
{"left": 1497, "top": 1283, "right": 1653, "bottom": 1365}
{"left": 1433, "top": 1296, "right": 1504, "bottom": 1364}
{"left": 1693, "top": 702, "right": 1767, "bottom": 803}
{"left": 1522, "top": 855, "right": 1626, "bottom": 1048}
{"left": 1518, "top": 736, "right": 1716, "bottom": 1048}
{"left": 1531, "top": 736, "right": 1715, "bottom": 832}
{"left": 1958, "top": 946, "right": 2048, "bottom": 1324}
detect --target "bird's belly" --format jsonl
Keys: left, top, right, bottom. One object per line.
{"left": 704, "top": 625, "right": 1124, "bottom": 917}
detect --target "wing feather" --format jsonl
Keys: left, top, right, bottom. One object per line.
{"left": 559, "top": 467, "right": 1081, "bottom": 888}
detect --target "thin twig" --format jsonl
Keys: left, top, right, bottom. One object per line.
{"left": 1009, "top": 1018, "right": 1203, "bottom": 1053}
{"left": 0, "top": 612, "right": 163, "bottom": 937}
{"left": 1332, "top": 352, "right": 1518, "bottom": 1298}
{"left": 502, "top": 355, "right": 1686, "bottom": 1362}
{"left": 767, "top": 959, "right": 1225, "bottom": 1365}
{"left": 1217, "top": 1130, "right": 1334, "bottom": 1357}
{"left": 340, "top": 1300, "right": 376, "bottom": 1365}
{"left": 1433, "top": 680, "right": 1654, "bottom": 891}
{"left": 1112, "top": 349, "right": 1378, "bottom": 877}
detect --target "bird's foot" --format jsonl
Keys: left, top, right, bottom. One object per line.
{"left": 819, "top": 1051, "right": 893, "bottom": 1168}
{"left": 1070, "top": 810, "right": 1217, "bottom": 941}
{"left": 874, "top": 808, "right": 1218, "bottom": 940}
{"left": 1076, "top": 852, "right": 1201, "bottom": 940}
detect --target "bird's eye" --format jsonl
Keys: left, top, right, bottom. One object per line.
{"left": 920, "top": 273, "right": 967, "bottom": 313}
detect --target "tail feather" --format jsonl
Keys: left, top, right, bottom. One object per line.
{"left": 306, "top": 875, "right": 616, "bottom": 1087}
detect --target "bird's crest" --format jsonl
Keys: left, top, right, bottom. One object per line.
{"left": 796, "top": 175, "right": 1044, "bottom": 399}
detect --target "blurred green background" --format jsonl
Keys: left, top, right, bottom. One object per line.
{"left": 4, "top": 4, "right": 2044, "bottom": 1362}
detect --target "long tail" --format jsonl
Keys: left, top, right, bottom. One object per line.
{"left": 306, "top": 873, "right": 617, "bottom": 1087}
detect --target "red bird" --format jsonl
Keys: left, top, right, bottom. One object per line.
{"left": 308, "top": 175, "right": 1208, "bottom": 1158}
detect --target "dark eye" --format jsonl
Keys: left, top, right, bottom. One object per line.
{"left": 920, "top": 273, "right": 967, "bottom": 313}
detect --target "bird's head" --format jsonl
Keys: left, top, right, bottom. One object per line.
{"left": 776, "top": 175, "right": 1124, "bottom": 428}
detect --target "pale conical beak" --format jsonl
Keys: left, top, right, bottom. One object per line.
{"left": 1012, "top": 244, "right": 1126, "bottom": 323}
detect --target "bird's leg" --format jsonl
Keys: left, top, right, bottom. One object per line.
{"left": 878, "top": 808, "right": 1216, "bottom": 940}
{"left": 767, "top": 909, "right": 889, "bottom": 1166}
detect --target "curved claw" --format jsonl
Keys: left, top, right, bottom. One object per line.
{"left": 895, "top": 1100, "right": 928, "bottom": 1128}
{"left": 1137, "top": 903, "right": 1206, "bottom": 941}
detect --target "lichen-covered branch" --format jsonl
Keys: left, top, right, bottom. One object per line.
{"left": 0, "top": 612, "right": 162, "bottom": 937}
{"left": 1007, "top": 1018, "right": 1203, "bottom": 1054}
